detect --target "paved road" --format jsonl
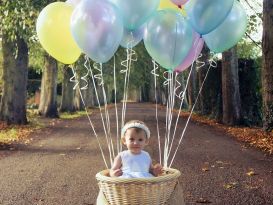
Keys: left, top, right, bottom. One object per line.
{"left": 0, "top": 103, "right": 272, "bottom": 205}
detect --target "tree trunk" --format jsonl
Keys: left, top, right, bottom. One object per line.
{"left": 222, "top": 46, "right": 241, "bottom": 125}
{"left": 262, "top": 0, "right": 273, "bottom": 131}
{"left": 38, "top": 54, "right": 59, "bottom": 118}
{"left": 60, "top": 66, "right": 76, "bottom": 112}
{"left": 197, "top": 45, "right": 210, "bottom": 115}
{"left": 0, "top": 34, "right": 28, "bottom": 124}
{"left": 82, "top": 79, "right": 95, "bottom": 108}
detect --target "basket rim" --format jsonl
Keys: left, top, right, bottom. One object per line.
{"left": 96, "top": 168, "right": 181, "bottom": 183}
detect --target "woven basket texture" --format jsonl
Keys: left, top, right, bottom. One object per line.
{"left": 96, "top": 168, "right": 181, "bottom": 205}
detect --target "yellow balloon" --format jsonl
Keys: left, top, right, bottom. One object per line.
{"left": 36, "top": 2, "right": 81, "bottom": 64}
{"left": 158, "top": 0, "right": 186, "bottom": 16}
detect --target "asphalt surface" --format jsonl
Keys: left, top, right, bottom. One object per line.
{"left": 0, "top": 103, "right": 272, "bottom": 205}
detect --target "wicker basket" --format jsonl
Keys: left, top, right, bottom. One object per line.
{"left": 96, "top": 168, "right": 181, "bottom": 205}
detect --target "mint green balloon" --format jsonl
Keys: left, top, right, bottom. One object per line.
{"left": 203, "top": 1, "right": 247, "bottom": 53}
{"left": 144, "top": 9, "right": 193, "bottom": 70}
{"left": 109, "top": 0, "right": 159, "bottom": 30}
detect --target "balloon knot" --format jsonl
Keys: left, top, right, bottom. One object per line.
{"left": 178, "top": 5, "right": 182, "bottom": 9}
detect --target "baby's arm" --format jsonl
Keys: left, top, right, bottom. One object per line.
{"left": 150, "top": 163, "right": 163, "bottom": 177}
{"left": 110, "top": 154, "right": 122, "bottom": 177}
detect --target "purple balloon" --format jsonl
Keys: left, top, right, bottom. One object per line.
{"left": 171, "top": 0, "right": 189, "bottom": 6}
{"left": 71, "top": 0, "right": 123, "bottom": 63}
{"left": 175, "top": 32, "right": 204, "bottom": 73}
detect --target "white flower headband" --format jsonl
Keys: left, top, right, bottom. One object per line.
{"left": 121, "top": 122, "right": 151, "bottom": 139}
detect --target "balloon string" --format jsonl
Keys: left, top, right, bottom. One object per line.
{"left": 120, "top": 33, "right": 137, "bottom": 145}
{"left": 99, "top": 63, "right": 116, "bottom": 161}
{"left": 169, "top": 54, "right": 217, "bottom": 168}
{"left": 166, "top": 72, "right": 177, "bottom": 167}
{"left": 163, "top": 72, "right": 176, "bottom": 167}
{"left": 113, "top": 55, "right": 120, "bottom": 154}
{"left": 151, "top": 60, "right": 162, "bottom": 165}
{"left": 166, "top": 38, "right": 205, "bottom": 162}
{"left": 85, "top": 57, "right": 114, "bottom": 166}
{"left": 70, "top": 65, "right": 109, "bottom": 169}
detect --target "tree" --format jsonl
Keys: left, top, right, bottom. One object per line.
{"left": 0, "top": 33, "right": 28, "bottom": 124}
{"left": 197, "top": 44, "right": 211, "bottom": 115}
{"left": 0, "top": 1, "right": 34, "bottom": 124}
{"left": 222, "top": 46, "right": 241, "bottom": 125}
{"left": 59, "top": 66, "right": 76, "bottom": 112}
{"left": 0, "top": 0, "right": 55, "bottom": 124}
{"left": 38, "top": 54, "right": 59, "bottom": 117}
{"left": 262, "top": 0, "right": 273, "bottom": 131}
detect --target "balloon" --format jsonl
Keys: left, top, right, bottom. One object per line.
{"left": 109, "top": 0, "right": 160, "bottom": 30}
{"left": 66, "top": 0, "right": 81, "bottom": 7}
{"left": 159, "top": 0, "right": 186, "bottom": 16}
{"left": 184, "top": 0, "right": 234, "bottom": 35}
{"left": 144, "top": 9, "right": 193, "bottom": 70}
{"left": 203, "top": 1, "right": 247, "bottom": 53}
{"left": 71, "top": 0, "right": 123, "bottom": 63}
{"left": 175, "top": 32, "right": 204, "bottom": 72}
{"left": 36, "top": 2, "right": 81, "bottom": 64}
{"left": 171, "top": 0, "right": 189, "bottom": 7}
{"left": 120, "top": 25, "right": 145, "bottom": 49}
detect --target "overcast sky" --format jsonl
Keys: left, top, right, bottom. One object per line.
{"left": 241, "top": 0, "right": 263, "bottom": 42}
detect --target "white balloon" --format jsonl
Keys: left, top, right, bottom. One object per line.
{"left": 66, "top": 0, "right": 81, "bottom": 7}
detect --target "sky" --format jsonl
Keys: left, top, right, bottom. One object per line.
{"left": 241, "top": 0, "right": 263, "bottom": 43}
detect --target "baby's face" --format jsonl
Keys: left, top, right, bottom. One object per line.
{"left": 122, "top": 128, "right": 148, "bottom": 154}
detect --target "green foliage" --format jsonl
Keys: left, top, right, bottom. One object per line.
{"left": 0, "top": 0, "right": 56, "bottom": 41}
{"left": 60, "top": 111, "right": 87, "bottom": 119}
{"left": 0, "top": 128, "right": 18, "bottom": 143}
{"left": 237, "top": 41, "right": 262, "bottom": 59}
{"left": 238, "top": 58, "right": 262, "bottom": 126}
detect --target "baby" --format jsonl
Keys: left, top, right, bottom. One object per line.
{"left": 110, "top": 120, "right": 163, "bottom": 178}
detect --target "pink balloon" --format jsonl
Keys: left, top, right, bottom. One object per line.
{"left": 171, "top": 0, "right": 189, "bottom": 7}
{"left": 175, "top": 32, "right": 204, "bottom": 73}
{"left": 66, "top": 0, "right": 81, "bottom": 7}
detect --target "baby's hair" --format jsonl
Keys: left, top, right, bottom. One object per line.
{"left": 121, "top": 120, "right": 150, "bottom": 140}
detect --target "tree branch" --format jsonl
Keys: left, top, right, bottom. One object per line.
{"left": 245, "top": 32, "right": 262, "bottom": 49}
{"left": 242, "top": 0, "right": 263, "bottom": 21}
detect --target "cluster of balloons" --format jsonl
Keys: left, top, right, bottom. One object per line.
{"left": 36, "top": 0, "right": 247, "bottom": 72}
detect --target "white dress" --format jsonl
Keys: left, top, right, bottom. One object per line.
{"left": 119, "top": 150, "right": 154, "bottom": 178}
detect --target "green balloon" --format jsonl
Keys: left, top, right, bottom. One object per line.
{"left": 144, "top": 9, "right": 193, "bottom": 70}
{"left": 203, "top": 1, "right": 248, "bottom": 53}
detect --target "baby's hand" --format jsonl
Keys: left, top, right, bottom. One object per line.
{"left": 110, "top": 169, "right": 123, "bottom": 177}
{"left": 152, "top": 164, "right": 163, "bottom": 177}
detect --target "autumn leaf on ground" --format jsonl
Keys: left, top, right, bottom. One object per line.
{"left": 246, "top": 171, "right": 257, "bottom": 176}
{"left": 202, "top": 167, "right": 209, "bottom": 172}
{"left": 196, "top": 198, "right": 212, "bottom": 203}
{"left": 223, "top": 182, "right": 238, "bottom": 189}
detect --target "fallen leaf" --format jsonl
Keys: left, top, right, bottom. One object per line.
{"left": 223, "top": 182, "right": 238, "bottom": 189}
{"left": 196, "top": 198, "right": 212, "bottom": 203}
{"left": 202, "top": 167, "right": 209, "bottom": 172}
{"left": 246, "top": 171, "right": 257, "bottom": 176}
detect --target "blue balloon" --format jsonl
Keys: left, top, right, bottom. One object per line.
{"left": 144, "top": 9, "right": 193, "bottom": 70}
{"left": 185, "top": 0, "right": 234, "bottom": 35}
{"left": 109, "top": 0, "right": 160, "bottom": 30}
{"left": 203, "top": 1, "right": 247, "bottom": 53}
{"left": 120, "top": 25, "right": 145, "bottom": 49}
{"left": 70, "top": 0, "right": 123, "bottom": 63}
